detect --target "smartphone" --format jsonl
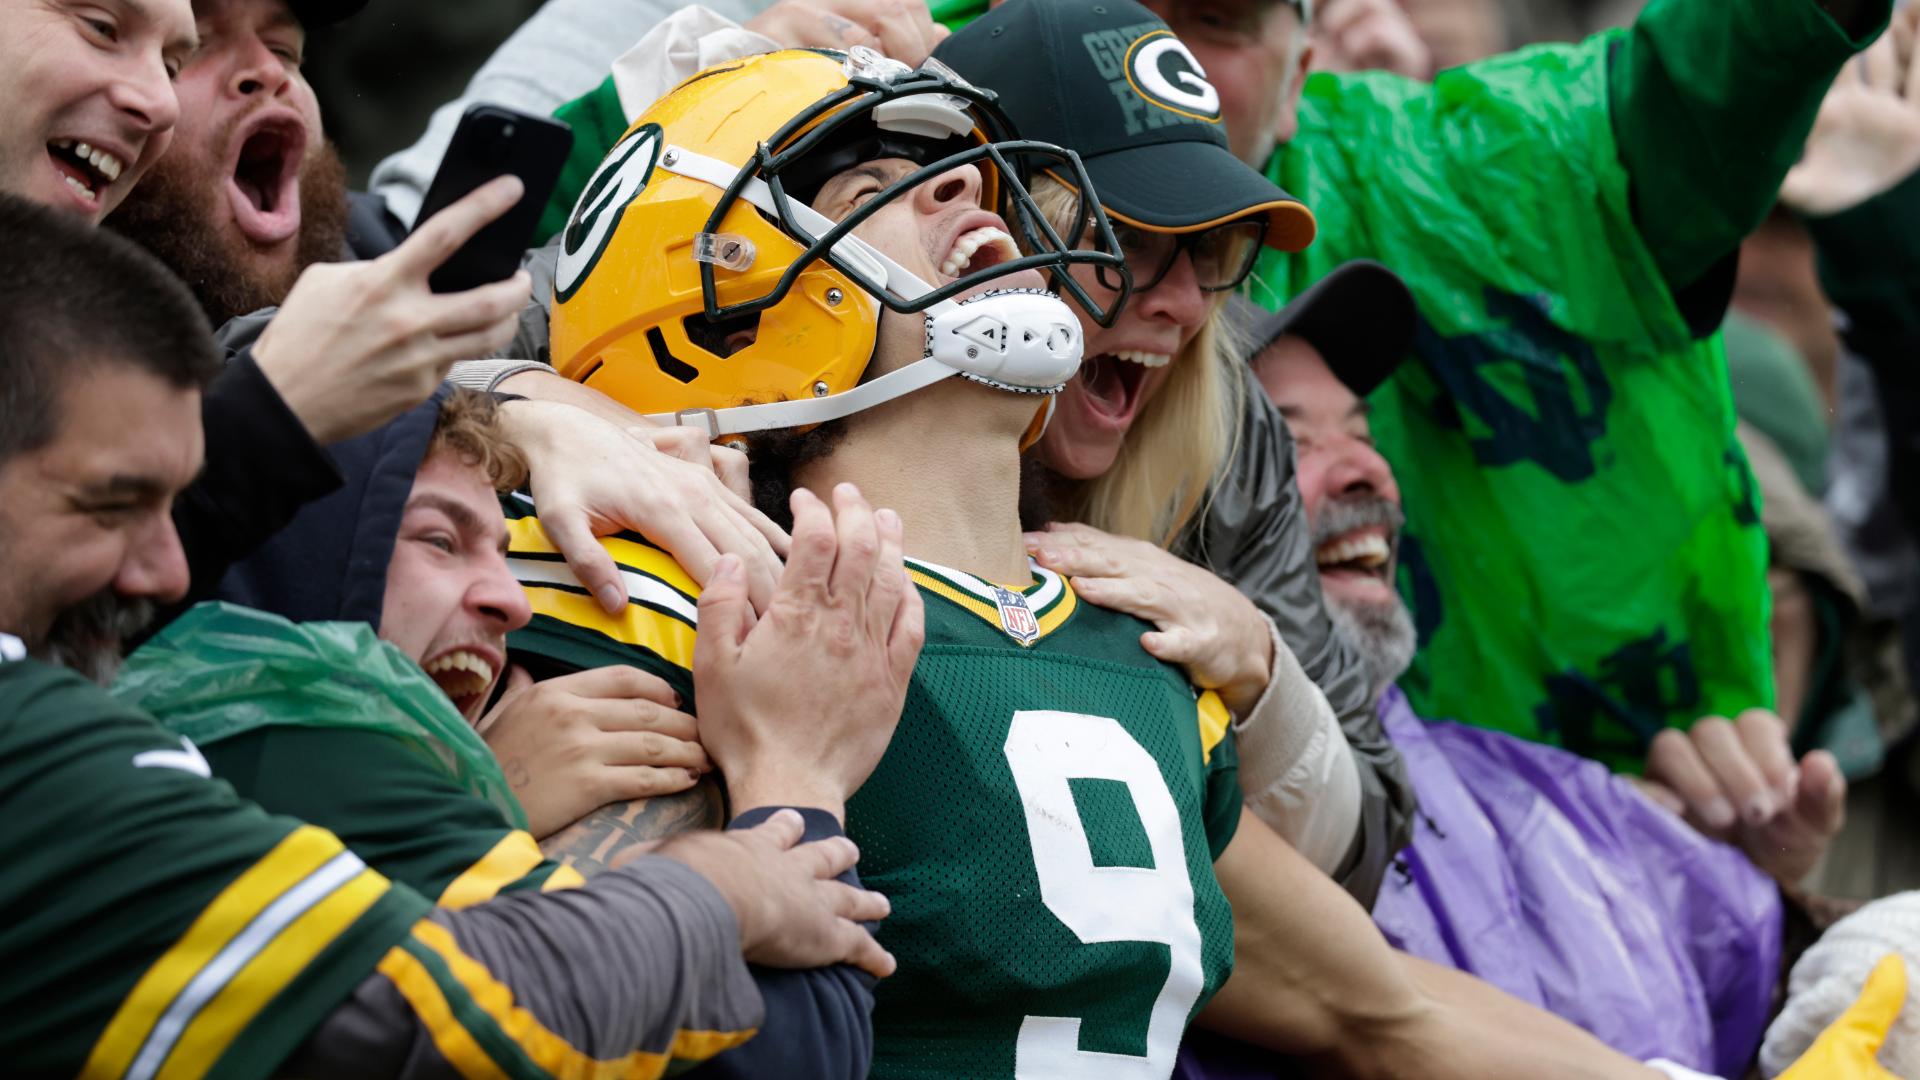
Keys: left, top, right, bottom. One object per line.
{"left": 414, "top": 104, "right": 573, "bottom": 294}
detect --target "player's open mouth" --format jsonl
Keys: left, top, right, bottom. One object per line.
{"left": 424, "top": 647, "right": 498, "bottom": 720}
{"left": 1314, "top": 528, "right": 1391, "bottom": 582}
{"left": 46, "top": 138, "right": 126, "bottom": 209}
{"left": 938, "top": 225, "right": 1018, "bottom": 282}
{"left": 226, "top": 113, "right": 307, "bottom": 246}
{"left": 1074, "top": 351, "right": 1164, "bottom": 427}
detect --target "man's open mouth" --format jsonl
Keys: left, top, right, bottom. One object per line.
{"left": 424, "top": 648, "right": 497, "bottom": 718}
{"left": 227, "top": 116, "right": 307, "bottom": 245}
{"left": 46, "top": 138, "right": 125, "bottom": 205}
{"left": 1315, "top": 529, "right": 1392, "bottom": 579}
{"left": 938, "top": 225, "right": 1018, "bottom": 281}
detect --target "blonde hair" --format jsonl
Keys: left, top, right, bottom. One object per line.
{"left": 1031, "top": 177, "right": 1244, "bottom": 548}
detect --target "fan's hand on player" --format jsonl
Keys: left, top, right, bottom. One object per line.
{"left": 478, "top": 665, "right": 710, "bottom": 839}
{"left": 253, "top": 176, "right": 531, "bottom": 446}
{"left": 695, "top": 484, "right": 923, "bottom": 822}
{"left": 653, "top": 809, "right": 897, "bottom": 978}
{"left": 1025, "top": 522, "right": 1274, "bottom": 716}
{"left": 1781, "top": 5, "right": 1920, "bottom": 217}
{"left": 1639, "top": 708, "right": 1846, "bottom": 885}
{"left": 500, "top": 397, "right": 787, "bottom": 616}
{"left": 746, "top": 0, "right": 949, "bottom": 67}
{"left": 1311, "top": 0, "right": 1431, "bottom": 79}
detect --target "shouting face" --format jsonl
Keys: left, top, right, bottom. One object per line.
{"left": 379, "top": 451, "right": 532, "bottom": 723}
{"left": 1256, "top": 332, "right": 1415, "bottom": 698}
{"left": 106, "top": 0, "right": 348, "bottom": 323}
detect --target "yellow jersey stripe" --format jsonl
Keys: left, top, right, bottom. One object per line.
{"left": 906, "top": 568, "right": 1078, "bottom": 645}
{"left": 1197, "top": 691, "right": 1230, "bottom": 764}
{"left": 83, "top": 826, "right": 356, "bottom": 1080}
{"left": 376, "top": 943, "right": 513, "bottom": 1080}
{"left": 523, "top": 587, "right": 697, "bottom": 674}
{"left": 541, "top": 865, "right": 586, "bottom": 892}
{"left": 439, "top": 832, "right": 549, "bottom": 909}
{"left": 410, "top": 920, "right": 757, "bottom": 1078}
{"left": 157, "top": 867, "right": 388, "bottom": 1080}
{"left": 507, "top": 520, "right": 701, "bottom": 600}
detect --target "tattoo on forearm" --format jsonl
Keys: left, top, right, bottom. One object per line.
{"left": 539, "top": 777, "right": 726, "bottom": 877}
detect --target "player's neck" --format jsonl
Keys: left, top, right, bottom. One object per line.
{"left": 798, "top": 389, "right": 1032, "bottom": 585}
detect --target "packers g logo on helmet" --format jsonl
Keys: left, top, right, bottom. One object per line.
{"left": 556, "top": 123, "right": 662, "bottom": 302}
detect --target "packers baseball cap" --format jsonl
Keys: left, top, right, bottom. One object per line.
{"left": 1237, "top": 261, "right": 1417, "bottom": 396}
{"left": 287, "top": 0, "right": 369, "bottom": 28}
{"left": 933, "top": 0, "right": 1316, "bottom": 252}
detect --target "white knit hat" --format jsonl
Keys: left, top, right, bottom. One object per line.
{"left": 1761, "top": 891, "right": 1920, "bottom": 1077}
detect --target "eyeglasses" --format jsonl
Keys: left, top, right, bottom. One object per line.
{"left": 1110, "top": 218, "right": 1267, "bottom": 293}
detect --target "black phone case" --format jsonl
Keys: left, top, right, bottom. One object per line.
{"left": 416, "top": 105, "right": 573, "bottom": 294}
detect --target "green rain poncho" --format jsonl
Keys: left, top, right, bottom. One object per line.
{"left": 1250, "top": 0, "right": 1881, "bottom": 765}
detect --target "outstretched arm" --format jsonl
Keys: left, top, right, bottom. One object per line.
{"left": 1200, "top": 808, "right": 1666, "bottom": 1079}
{"left": 1613, "top": 0, "right": 1889, "bottom": 291}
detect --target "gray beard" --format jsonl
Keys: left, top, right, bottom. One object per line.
{"left": 38, "top": 590, "right": 154, "bottom": 686}
{"left": 1326, "top": 592, "right": 1416, "bottom": 705}
{"left": 1311, "top": 493, "right": 1415, "bottom": 704}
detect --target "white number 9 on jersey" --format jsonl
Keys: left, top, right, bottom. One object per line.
{"left": 1003, "top": 710, "right": 1204, "bottom": 1079}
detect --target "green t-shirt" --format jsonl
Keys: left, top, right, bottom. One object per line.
{"left": 504, "top": 506, "right": 1241, "bottom": 1078}
{"left": 0, "top": 653, "right": 429, "bottom": 1078}
{"left": 1250, "top": 0, "right": 1878, "bottom": 765}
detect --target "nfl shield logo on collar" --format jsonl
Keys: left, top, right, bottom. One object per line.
{"left": 993, "top": 586, "right": 1040, "bottom": 646}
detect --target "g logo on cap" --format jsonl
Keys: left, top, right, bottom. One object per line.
{"left": 1125, "top": 31, "right": 1220, "bottom": 122}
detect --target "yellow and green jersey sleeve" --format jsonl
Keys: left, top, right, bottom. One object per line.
{"left": 503, "top": 496, "right": 701, "bottom": 708}
{"left": 0, "top": 659, "right": 430, "bottom": 1079}
{"left": 200, "top": 724, "right": 582, "bottom": 909}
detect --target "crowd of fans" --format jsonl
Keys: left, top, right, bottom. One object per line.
{"left": 4, "top": 0, "right": 1920, "bottom": 1075}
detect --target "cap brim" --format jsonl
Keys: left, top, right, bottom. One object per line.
{"left": 1236, "top": 261, "right": 1417, "bottom": 396}
{"left": 1060, "top": 139, "right": 1316, "bottom": 252}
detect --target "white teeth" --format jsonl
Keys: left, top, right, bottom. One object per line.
{"left": 48, "top": 139, "right": 123, "bottom": 185}
{"left": 62, "top": 174, "right": 95, "bottom": 199}
{"left": 88, "top": 147, "right": 123, "bottom": 182}
{"left": 938, "top": 226, "right": 1017, "bottom": 280}
{"left": 1314, "top": 532, "right": 1390, "bottom": 569}
{"left": 1113, "top": 349, "right": 1172, "bottom": 369}
{"left": 424, "top": 649, "right": 496, "bottom": 691}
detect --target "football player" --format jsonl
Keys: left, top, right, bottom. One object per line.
{"left": 506, "top": 46, "right": 1705, "bottom": 1080}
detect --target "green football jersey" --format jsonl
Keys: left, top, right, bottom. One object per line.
{"left": 0, "top": 649, "right": 430, "bottom": 1079}
{"left": 505, "top": 508, "right": 1242, "bottom": 1078}
{"left": 859, "top": 561, "right": 1240, "bottom": 1079}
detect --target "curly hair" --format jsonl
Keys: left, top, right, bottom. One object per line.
{"left": 429, "top": 389, "right": 531, "bottom": 494}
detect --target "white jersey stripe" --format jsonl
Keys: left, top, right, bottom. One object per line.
{"left": 510, "top": 557, "right": 701, "bottom": 626}
{"left": 125, "top": 851, "right": 368, "bottom": 1080}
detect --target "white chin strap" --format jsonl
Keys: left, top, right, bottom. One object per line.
{"left": 648, "top": 145, "right": 1084, "bottom": 439}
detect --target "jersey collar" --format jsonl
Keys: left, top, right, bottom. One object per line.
{"left": 906, "top": 557, "right": 1078, "bottom": 646}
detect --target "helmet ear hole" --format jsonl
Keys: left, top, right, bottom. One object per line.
{"left": 683, "top": 310, "right": 764, "bottom": 359}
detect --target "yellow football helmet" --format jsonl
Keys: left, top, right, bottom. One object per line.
{"left": 549, "top": 47, "right": 1127, "bottom": 442}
